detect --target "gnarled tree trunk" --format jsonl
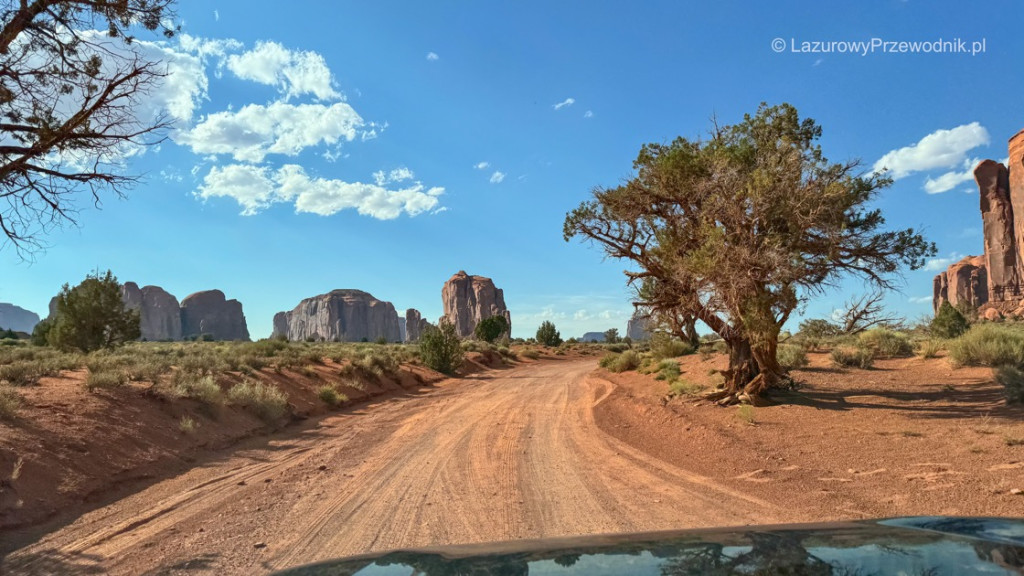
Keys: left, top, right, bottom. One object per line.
{"left": 707, "top": 337, "right": 787, "bottom": 406}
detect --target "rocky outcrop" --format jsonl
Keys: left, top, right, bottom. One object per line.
{"left": 441, "top": 271, "right": 511, "bottom": 339}
{"left": 0, "top": 303, "right": 39, "bottom": 333}
{"left": 580, "top": 332, "right": 605, "bottom": 342}
{"left": 626, "top": 310, "right": 652, "bottom": 340}
{"left": 398, "top": 317, "right": 406, "bottom": 343}
{"left": 405, "top": 308, "right": 430, "bottom": 342}
{"left": 935, "top": 130, "right": 1024, "bottom": 315}
{"left": 272, "top": 290, "right": 401, "bottom": 342}
{"left": 180, "top": 290, "right": 250, "bottom": 341}
{"left": 119, "top": 282, "right": 182, "bottom": 341}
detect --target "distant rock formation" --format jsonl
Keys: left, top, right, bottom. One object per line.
{"left": 580, "top": 332, "right": 605, "bottom": 342}
{"left": 934, "top": 129, "right": 1024, "bottom": 317}
{"left": 398, "top": 317, "right": 406, "bottom": 343}
{"left": 272, "top": 290, "right": 401, "bottom": 342}
{"left": 0, "top": 303, "right": 39, "bottom": 333}
{"left": 181, "top": 290, "right": 250, "bottom": 341}
{"left": 405, "top": 308, "right": 430, "bottom": 342}
{"left": 626, "top": 310, "right": 652, "bottom": 340}
{"left": 120, "top": 282, "right": 183, "bottom": 341}
{"left": 441, "top": 271, "right": 511, "bottom": 339}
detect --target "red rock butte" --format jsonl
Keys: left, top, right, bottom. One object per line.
{"left": 934, "top": 128, "right": 1024, "bottom": 319}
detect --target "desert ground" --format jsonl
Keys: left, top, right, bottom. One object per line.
{"left": 2, "top": 347, "right": 1024, "bottom": 575}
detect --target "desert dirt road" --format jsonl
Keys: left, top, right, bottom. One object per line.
{"left": 2, "top": 359, "right": 784, "bottom": 575}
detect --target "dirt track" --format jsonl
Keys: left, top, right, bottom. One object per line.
{"left": 1, "top": 359, "right": 783, "bottom": 575}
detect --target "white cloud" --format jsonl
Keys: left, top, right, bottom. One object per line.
{"left": 372, "top": 167, "right": 415, "bottom": 186}
{"left": 176, "top": 101, "right": 362, "bottom": 162}
{"left": 583, "top": 110, "right": 593, "bottom": 119}
{"left": 923, "top": 157, "right": 983, "bottom": 194}
{"left": 426, "top": 52, "right": 439, "bottom": 61}
{"left": 573, "top": 309, "right": 590, "bottom": 321}
{"left": 909, "top": 295, "right": 933, "bottom": 304}
{"left": 489, "top": 171, "right": 506, "bottom": 184}
{"left": 227, "top": 40, "right": 339, "bottom": 101}
{"left": 213, "top": 9, "right": 219, "bottom": 21}
{"left": 196, "top": 164, "right": 443, "bottom": 219}
{"left": 924, "top": 252, "right": 964, "bottom": 272}
{"left": 553, "top": 97, "right": 575, "bottom": 111}
{"left": 474, "top": 161, "right": 490, "bottom": 170}
{"left": 873, "top": 122, "right": 990, "bottom": 179}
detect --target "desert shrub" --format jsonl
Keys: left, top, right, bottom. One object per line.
{"left": 947, "top": 324, "right": 1024, "bottom": 368}
{"left": 668, "top": 379, "right": 703, "bottom": 397}
{"left": 830, "top": 346, "right": 874, "bottom": 369}
{"left": 318, "top": 385, "right": 347, "bottom": 407}
{"left": 648, "top": 333, "right": 695, "bottom": 360}
{"left": 654, "top": 360, "right": 681, "bottom": 381}
{"left": 0, "top": 385, "right": 21, "bottom": 419}
{"left": 46, "top": 270, "right": 140, "bottom": 352}
{"left": 995, "top": 365, "right": 1024, "bottom": 404}
{"left": 228, "top": 379, "right": 288, "bottom": 422}
{"left": 711, "top": 340, "right": 728, "bottom": 354}
{"left": 599, "top": 350, "right": 640, "bottom": 373}
{"left": 419, "top": 319, "right": 464, "bottom": 375}
{"left": 535, "top": 321, "right": 563, "bottom": 347}
{"left": 605, "top": 343, "right": 629, "bottom": 353}
{"left": 497, "top": 346, "right": 516, "bottom": 360}
{"left": 172, "top": 373, "right": 223, "bottom": 405}
{"left": 797, "top": 318, "right": 840, "bottom": 340}
{"left": 776, "top": 343, "right": 809, "bottom": 370}
{"left": 520, "top": 348, "right": 540, "bottom": 360}
{"left": 918, "top": 340, "right": 944, "bottom": 359}
{"left": 179, "top": 415, "right": 198, "bottom": 435}
{"left": 0, "top": 360, "right": 42, "bottom": 386}
{"left": 85, "top": 368, "right": 127, "bottom": 391}
{"left": 857, "top": 328, "right": 913, "bottom": 358}
{"left": 931, "top": 302, "right": 969, "bottom": 339}
{"left": 125, "top": 359, "right": 171, "bottom": 383}
{"left": 737, "top": 404, "right": 756, "bottom": 424}
{"left": 474, "top": 315, "right": 509, "bottom": 344}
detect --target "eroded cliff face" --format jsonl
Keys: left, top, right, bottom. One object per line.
{"left": 934, "top": 130, "right": 1024, "bottom": 318}
{"left": 272, "top": 290, "right": 401, "bottom": 342}
{"left": 0, "top": 303, "right": 39, "bottom": 333}
{"left": 441, "top": 271, "right": 511, "bottom": 339}
{"left": 626, "top": 310, "right": 652, "bottom": 341}
{"left": 405, "top": 308, "right": 431, "bottom": 343}
{"left": 180, "top": 290, "right": 250, "bottom": 341}
{"left": 119, "top": 282, "right": 182, "bottom": 341}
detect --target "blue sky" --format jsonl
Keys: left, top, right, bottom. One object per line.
{"left": 2, "top": 0, "right": 1023, "bottom": 338}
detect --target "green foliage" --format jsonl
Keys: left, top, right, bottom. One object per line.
{"left": 172, "top": 373, "right": 223, "bottom": 405}
{"left": 649, "top": 332, "right": 695, "bottom": 360}
{"left": 0, "top": 384, "right": 21, "bottom": 420}
{"left": 653, "top": 360, "right": 681, "bottom": 381}
{"left": 419, "top": 319, "right": 465, "bottom": 375}
{"left": 318, "top": 385, "right": 347, "bottom": 407}
{"left": 668, "top": 379, "right": 703, "bottom": 397}
{"left": 776, "top": 343, "right": 809, "bottom": 370}
{"left": 179, "top": 415, "right": 198, "bottom": 435}
{"left": 918, "top": 340, "right": 944, "bottom": 359}
{"left": 797, "top": 318, "right": 840, "bottom": 339}
{"left": 857, "top": 328, "right": 912, "bottom": 358}
{"left": 228, "top": 379, "right": 288, "bottom": 422}
{"left": 46, "top": 270, "right": 140, "bottom": 353}
{"left": 474, "top": 315, "right": 509, "bottom": 344}
{"left": 31, "top": 317, "right": 53, "bottom": 346}
{"left": 995, "top": 365, "right": 1024, "bottom": 404}
{"left": 947, "top": 324, "right": 1024, "bottom": 368}
{"left": 599, "top": 350, "right": 640, "bottom": 373}
{"left": 0, "top": 360, "right": 44, "bottom": 386}
{"left": 603, "top": 328, "right": 620, "bottom": 344}
{"left": 520, "top": 348, "right": 540, "bottom": 360}
{"left": 830, "top": 346, "right": 874, "bottom": 369}
{"left": 85, "top": 368, "right": 127, "bottom": 391}
{"left": 931, "top": 302, "right": 969, "bottom": 339}
{"left": 535, "top": 321, "right": 563, "bottom": 347}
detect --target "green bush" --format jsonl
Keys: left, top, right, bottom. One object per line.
{"left": 931, "top": 302, "right": 969, "bottom": 339}
{"left": 172, "top": 373, "right": 223, "bottom": 405}
{"left": 857, "top": 328, "right": 913, "bottom": 358}
{"left": 653, "top": 360, "right": 681, "bottom": 381}
{"left": 536, "top": 321, "right": 563, "bottom": 347}
{"left": 228, "top": 379, "right": 288, "bottom": 422}
{"left": 995, "top": 365, "right": 1024, "bottom": 404}
{"left": 0, "top": 360, "right": 42, "bottom": 386}
{"left": 599, "top": 350, "right": 640, "bottom": 373}
{"left": 520, "top": 348, "right": 540, "bottom": 360}
{"left": 797, "top": 318, "right": 840, "bottom": 339}
{"left": 318, "top": 385, "right": 347, "bottom": 407}
{"left": 918, "top": 339, "right": 944, "bottom": 359}
{"left": 776, "top": 343, "right": 809, "bottom": 369}
{"left": 419, "top": 319, "right": 465, "bottom": 375}
{"left": 947, "top": 324, "right": 1024, "bottom": 367}
{"left": 474, "top": 315, "right": 509, "bottom": 344}
{"left": 830, "top": 346, "right": 874, "bottom": 369}
{"left": 649, "top": 333, "right": 695, "bottom": 360}
{"left": 0, "top": 384, "right": 21, "bottom": 420}
{"left": 85, "top": 368, "right": 127, "bottom": 391}
{"left": 668, "top": 379, "right": 702, "bottom": 397}
{"left": 46, "top": 270, "right": 141, "bottom": 352}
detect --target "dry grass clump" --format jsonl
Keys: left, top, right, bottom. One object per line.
{"left": 317, "top": 385, "right": 347, "bottom": 407}
{"left": 599, "top": 350, "right": 640, "bottom": 373}
{"left": 947, "top": 324, "right": 1024, "bottom": 368}
{"left": 0, "top": 384, "right": 21, "bottom": 420}
{"left": 227, "top": 379, "right": 288, "bottom": 422}
{"left": 831, "top": 346, "right": 874, "bottom": 369}
{"left": 776, "top": 343, "right": 809, "bottom": 369}
{"left": 85, "top": 367, "right": 128, "bottom": 391}
{"left": 172, "top": 372, "right": 223, "bottom": 405}
{"left": 857, "top": 328, "right": 913, "bottom": 358}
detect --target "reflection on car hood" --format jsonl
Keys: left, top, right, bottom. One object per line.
{"left": 273, "top": 517, "right": 1024, "bottom": 575}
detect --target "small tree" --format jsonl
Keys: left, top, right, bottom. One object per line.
{"left": 419, "top": 319, "right": 464, "bottom": 375}
{"left": 797, "top": 318, "right": 840, "bottom": 339}
{"left": 536, "top": 321, "right": 562, "bottom": 346}
{"left": 603, "top": 328, "right": 620, "bottom": 344}
{"left": 47, "top": 270, "right": 140, "bottom": 352}
{"left": 474, "top": 315, "right": 508, "bottom": 343}
{"left": 931, "top": 302, "right": 969, "bottom": 339}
